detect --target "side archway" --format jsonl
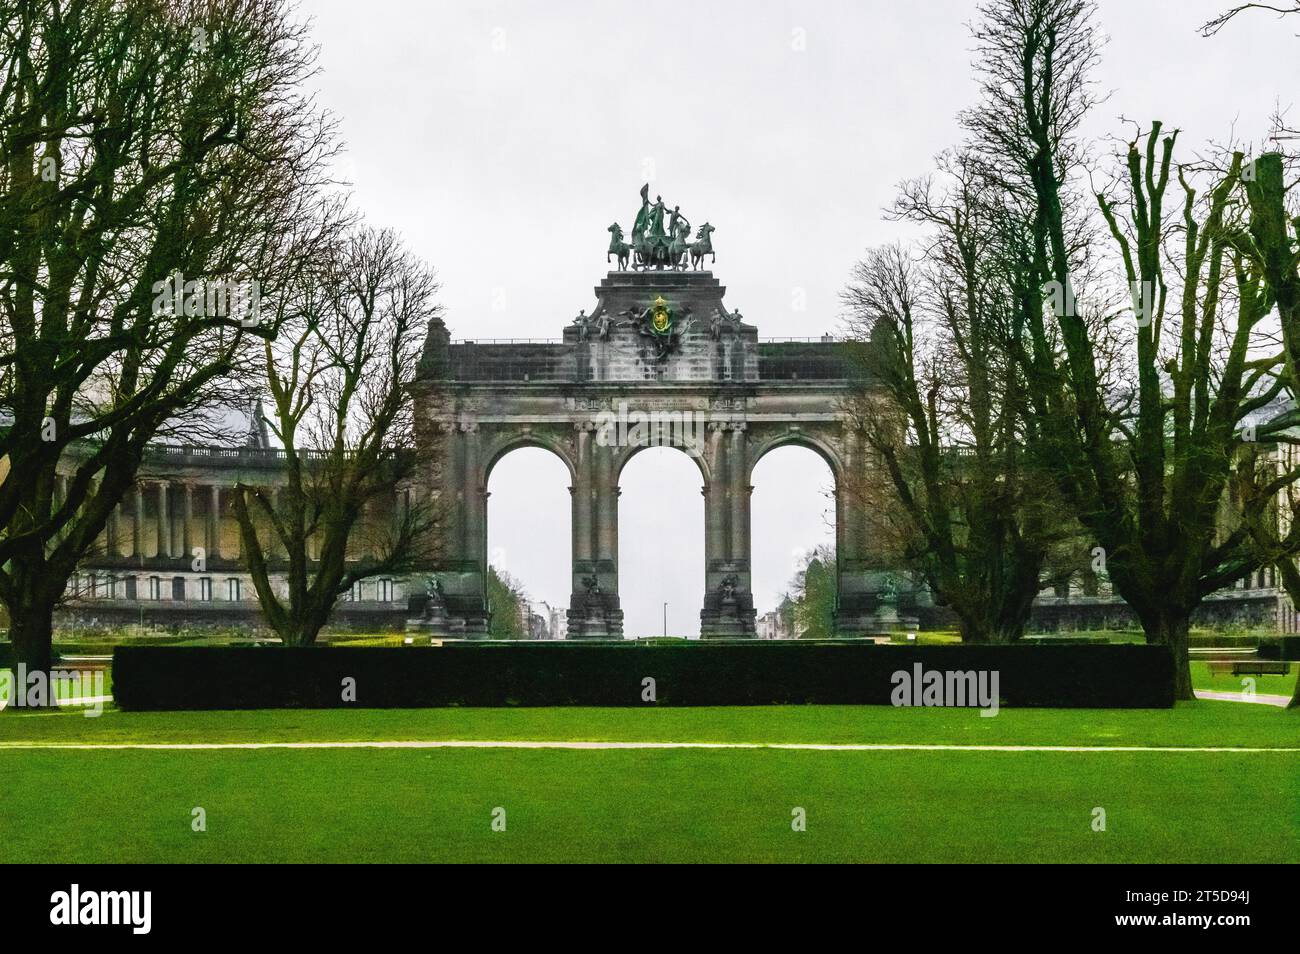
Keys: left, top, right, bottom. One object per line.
{"left": 483, "top": 441, "right": 574, "bottom": 638}
{"left": 749, "top": 443, "right": 838, "bottom": 639}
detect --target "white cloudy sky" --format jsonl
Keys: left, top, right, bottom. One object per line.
{"left": 300, "top": 0, "right": 1297, "bottom": 635}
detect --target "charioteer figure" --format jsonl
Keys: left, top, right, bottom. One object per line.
{"left": 615, "top": 184, "right": 716, "bottom": 271}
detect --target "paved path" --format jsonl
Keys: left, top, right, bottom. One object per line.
{"left": 0, "top": 739, "right": 1295, "bottom": 753}
{"left": 1194, "top": 689, "right": 1291, "bottom": 707}
{"left": 0, "top": 695, "right": 113, "bottom": 710}
{"left": 26, "top": 694, "right": 1297, "bottom": 713}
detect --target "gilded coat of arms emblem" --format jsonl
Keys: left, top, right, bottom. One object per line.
{"left": 650, "top": 295, "right": 672, "bottom": 335}
{"left": 614, "top": 295, "right": 696, "bottom": 362}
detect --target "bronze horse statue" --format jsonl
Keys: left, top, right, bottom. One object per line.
{"left": 632, "top": 228, "right": 672, "bottom": 269}
{"left": 607, "top": 223, "right": 631, "bottom": 270}
{"left": 689, "top": 223, "right": 716, "bottom": 270}
{"left": 667, "top": 218, "right": 693, "bottom": 270}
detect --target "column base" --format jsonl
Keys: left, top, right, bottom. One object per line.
{"left": 565, "top": 606, "right": 624, "bottom": 639}
{"left": 410, "top": 568, "right": 490, "bottom": 638}
{"left": 701, "top": 562, "right": 756, "bottom": 638}
{"left": 406, "top": 612, "right": 460, "bottom": 640}
{"left": 833, "top": 608, "right": 919, "bottom": 638}
{"left": 699, "top": 609, "right": 757, "bottom": 638}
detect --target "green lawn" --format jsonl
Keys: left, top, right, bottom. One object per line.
{"left": 0, "top": 701, "right": 1296, "bottom": 863}
{"left": 3, "top": 746, "right": 1295, "bottom": 863}
{"left": 2, "top": 698, "right": 1298, "bottom": 746}
{"left": 1192, "top": 661, "right": 1296, "bottom": 697}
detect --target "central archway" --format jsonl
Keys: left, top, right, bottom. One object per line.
{"left": 617, "top": 446, "right": 706, "bottom": 638}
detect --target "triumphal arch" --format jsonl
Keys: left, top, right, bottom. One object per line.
{"left": 410, "top": 187, "right": 901, "bottom": 638}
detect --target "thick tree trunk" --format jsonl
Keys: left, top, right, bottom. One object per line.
{"left": 1151, "top": 613, "right": 1194, "bottom": 702}
{"left": 1289, "top": 674, "right": 1299, "bottom": 710}
{"left": 956, "top": 591, "right": 1032, "bottom": 645}
{"left": 7, "top": 598, "right": 56, "bottom": 707}
{"left": 971, "top": 627, "right": 1020, "bottom": 645}
{"left": 280, "top": 622, "right": 324, "bottom": 647}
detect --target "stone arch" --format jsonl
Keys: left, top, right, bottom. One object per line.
{"left": 614, "top": 440, "right": 712, "bottom": 489}
{"left": 746, "top": 428, "right": 845, "bottom": 489}
{"left": 482, "top": 429, "right": 577, "bottom": 488}
{"left": 747, "top": 433, "right": 842, "bottom": 638}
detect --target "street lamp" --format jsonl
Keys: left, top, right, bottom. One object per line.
{"left": 663, "top": 602, "right": 668, "bottom": 638}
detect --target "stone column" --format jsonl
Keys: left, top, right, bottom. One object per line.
{"left": 228, "top": 486, "right": 241, "bottom": 560}
{"left": 107, "top": 498, "right": 121, "bottom": 558}
{"left": 156, "top": 482, "right": 170, "bottom": 558}
{"left": 701, "top": 422, "right": 756, "bottom": 637}
{"left": 572, "top": 424, "right": 593, "bottom": 567}
{"left": 182, "top": 483, "right": 194, "bottom": 563}
{"left": 457, "top": 422, "right": 489, "bottom": 635}
{"left": 833, "top": 426, "right": 911, "bottom": 636}
{"left": 592, "top": 442, "right": 623, "bottom": 637}
{"left": 568, "top": 423, "right": 594, "bottom": 636}
{"left": 703, "top": 423, "right": 727, "bottom": 566}
{"left": 442, "top": 422, "right": 465, "bottom": 558}
{"left": 728, "top": 423, "right": 749, "bottom": 563}
{"left": 133, "top": 485, "right": 144, "bottom": 557}
{"left": 462, "top": 423, "right": 485, "bottom": 569}
{"left": 417, "top": 419, "right": 478, "bottom": 636}
{"left": 595, "top": 445, "right": 616, "bottom": 576}
{"left": 208, "top": 485, "right": 221, "bottom": 560}
{"left": 568, "top": 422, "right": 618, "bottom": 638}
{"left": 271, "top": 486, "right": 282, "bottom": 560}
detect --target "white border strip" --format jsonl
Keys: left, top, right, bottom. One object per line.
{"left": 0, "top": 740, "right": 1295, "bottom": 753}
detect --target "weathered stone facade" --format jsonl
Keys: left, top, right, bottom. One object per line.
{"left": 56, "top": 265, "right": 1300, "bottom": 639}
{"left": 54, "top": 444, "right": 410, "bottom": 632}
{"left": 410, "top": 269, "right": 906, "bottom": 638}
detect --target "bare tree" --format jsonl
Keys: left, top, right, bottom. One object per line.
{"left": 1201, "top": 0, "right": 1300, "bottom": 707}
{"left": 230, "top": 226, "right": 441, "bottom": 646}
{"left": 967, "top": 0, "right": 1300, "bottom": 698}
{"left": 843, "top": 153, "right": 1066, "bottom": 642}
{"left": 1200, "top": 2, "right": 1300, "bottom": 36}
{"left": 0, "top": 0, "right": 337, "bottom": 683}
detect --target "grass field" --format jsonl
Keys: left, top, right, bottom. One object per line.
{"left": 1192, "top": 661, "right": 1296, "bottom": 697}
{"left": 1, "top": 701, "right": 1296, "bottom": 863}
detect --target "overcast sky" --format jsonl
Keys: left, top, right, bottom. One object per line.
{"left": 300, "top": 0, "right": 1297, "bottom": 635}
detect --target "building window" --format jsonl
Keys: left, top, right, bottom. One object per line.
{"left": 172, "top": 576, "right": 186, "bottom": 601}
{"left": 125, "top": 576, "right": 138, "bottom": 601}
{"left": 199, "top": 578, "right": 212, "bottom": 602}
{"left": 378, "top": 578, "right": 394, "bottom": 602}
{"left": 350, "top": 581, "right": 364, "bottom": 602}
{"left": 227, "top": 578, "right": 241, "bottom": 601}
{"left": 148, "top": 576, "right": 161, "bottom": 601}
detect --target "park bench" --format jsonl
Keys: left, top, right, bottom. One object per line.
{"left": 1206, "top": 659, "right": 1291, "bottom": 677}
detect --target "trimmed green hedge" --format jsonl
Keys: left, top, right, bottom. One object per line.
{"left": 1258, "top": 636, "right": 1300, "bottom": 660}
{"left": 113, "top": 642, "right": 1175, "bottom": 710}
